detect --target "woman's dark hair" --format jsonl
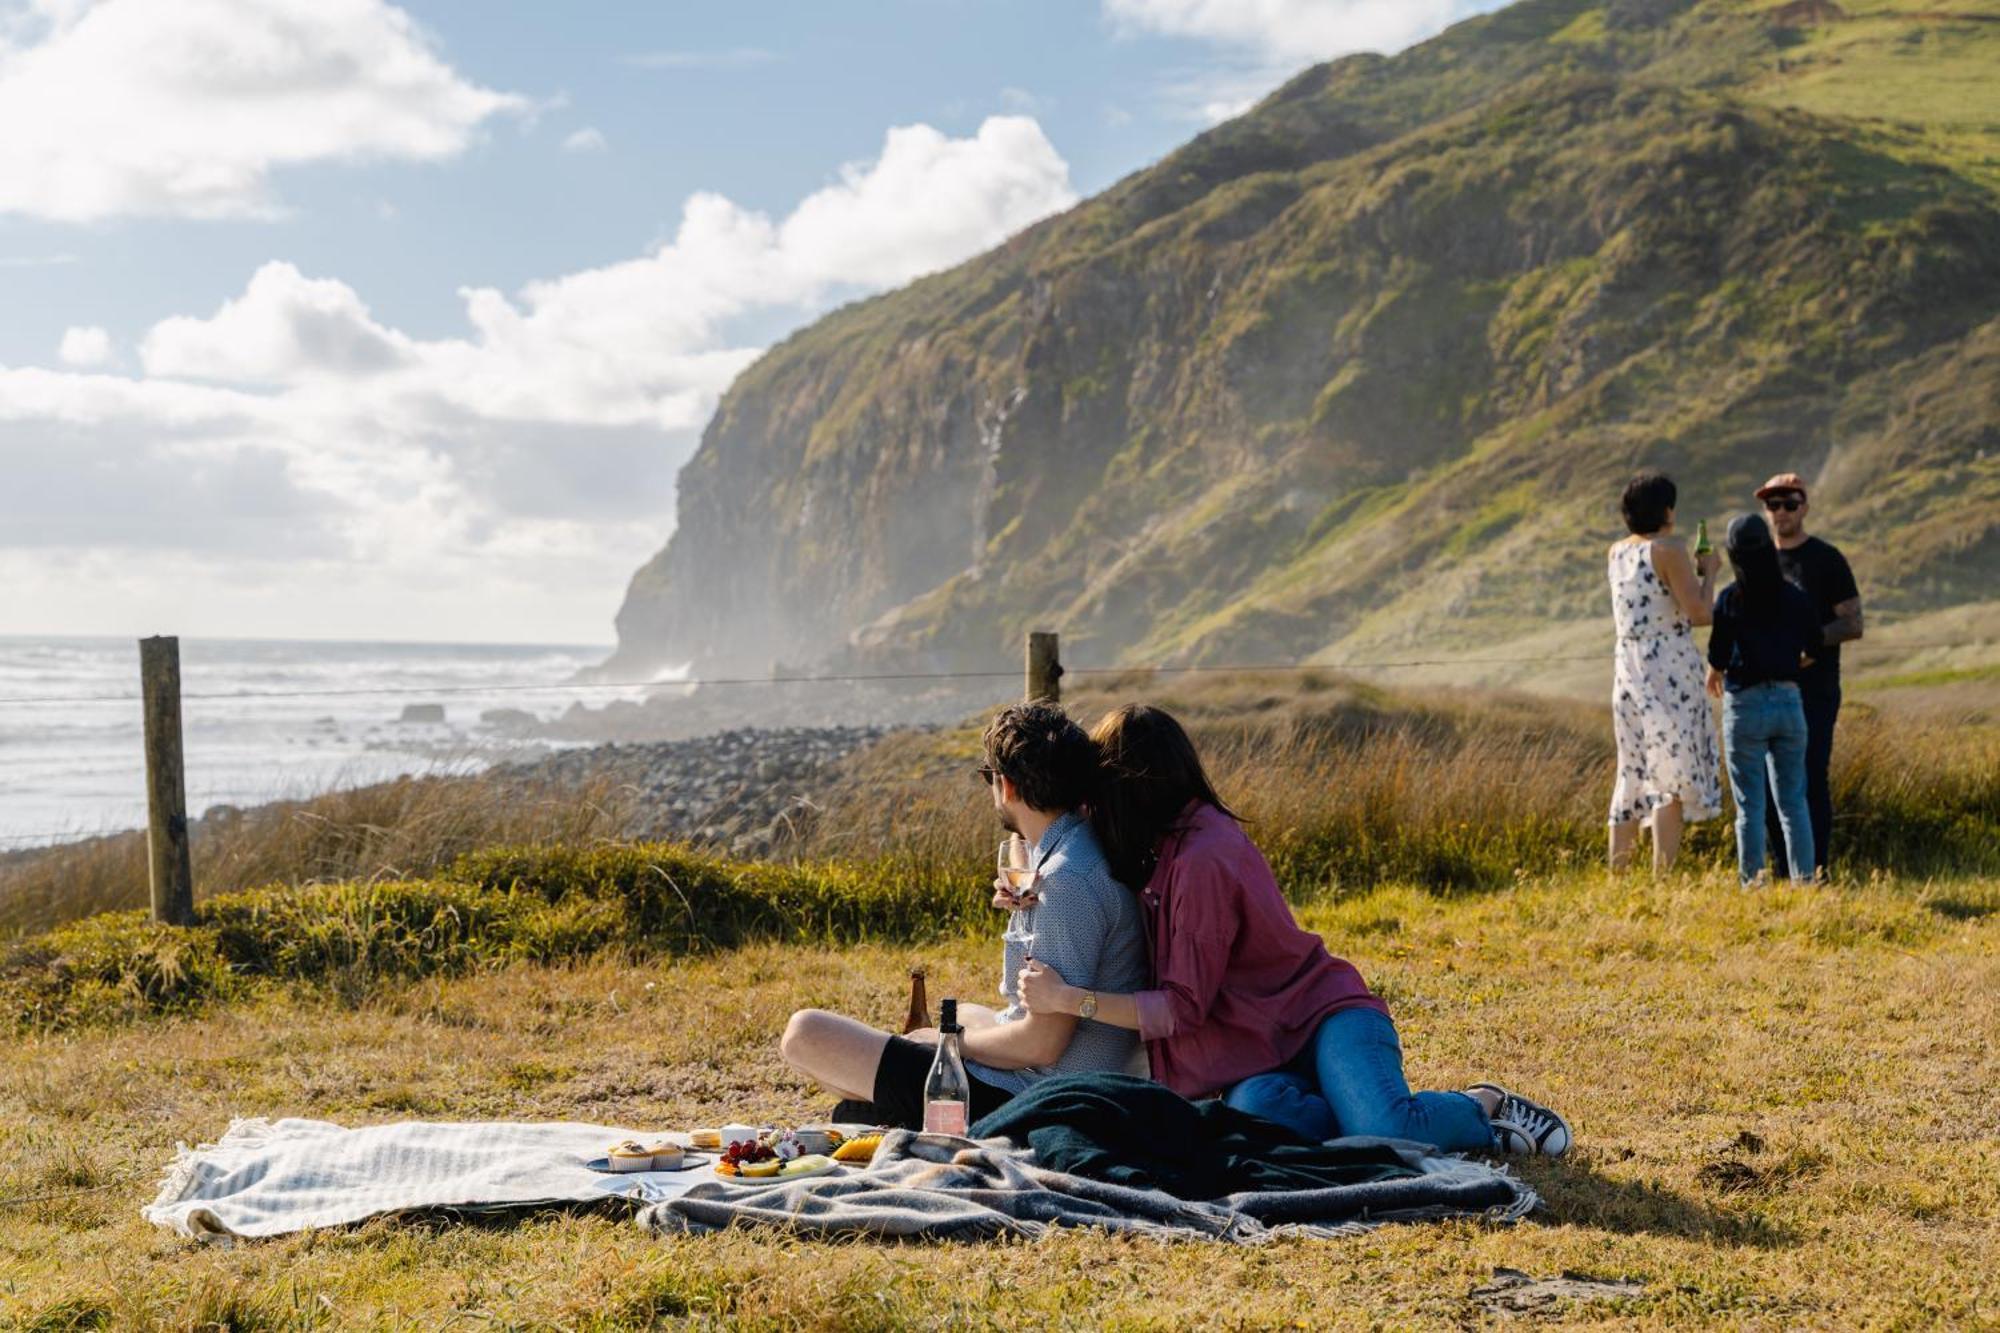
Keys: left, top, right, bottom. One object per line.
{"left": 1087, "top": 704, "right": 1237, "bottom": 891}
{"left": 982, "top": 701, "right": 1100, "bottom": 813}
{"left": 1621, "top": 473, "right": 1677, "bottom": 535}
{"left": 1725, "top": 512, "right": 1784, "bottom": 615}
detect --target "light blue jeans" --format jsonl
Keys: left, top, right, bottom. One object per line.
{"left": 1723, "top": 682, "right": 1813, "bottom": 883}
{"left": 1222, "top": 1007, "right": 1496, "bottom": 1151}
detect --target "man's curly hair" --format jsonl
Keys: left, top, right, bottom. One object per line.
{"left": 982, "top": 701, "right": 1099, "bottom": 813}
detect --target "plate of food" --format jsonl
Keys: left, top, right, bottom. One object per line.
{"left": 586, "top": 1142, "right": 712, "bottom": 1174}
{"left": 711, "top": 1152, "right": 837, "bottom": 1185}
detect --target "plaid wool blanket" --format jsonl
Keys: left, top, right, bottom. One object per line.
{"left": 639, "top": 1127, "right": 1537, "bottom": 1243}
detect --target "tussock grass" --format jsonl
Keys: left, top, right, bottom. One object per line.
{"left": 0, "top": 769, "right": 638, "bottom": 938}
{"left": 793, "top": 672, "right": 2000, "bottom": 890}
{"left": 7, "top": 673, "right": 1994, "bottom": 1033}
{"left": 2, "top": 844, "right": 991, "bottom": 1031}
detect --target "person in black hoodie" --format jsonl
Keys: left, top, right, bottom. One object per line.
{"left": 1705, "top": 515, "right": 1821, "bottom": 884}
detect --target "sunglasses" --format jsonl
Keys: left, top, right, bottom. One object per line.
{"left": 1763, "top": 496, "right": 1803, "bottom": 512}
{"left": 975, "top": 764, "right": 997, "bottom": 786}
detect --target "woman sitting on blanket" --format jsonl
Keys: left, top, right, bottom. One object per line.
{"left": 1014, "top": 704, "right": 1571, "bottom": 1156}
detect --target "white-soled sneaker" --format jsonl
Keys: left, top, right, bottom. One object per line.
{"left": 1469, "top": 1083, "right": 1571, "bottom": 1157}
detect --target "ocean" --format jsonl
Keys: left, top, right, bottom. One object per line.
{"left": 0, "top": 636, "right": 652, "bottom": 849}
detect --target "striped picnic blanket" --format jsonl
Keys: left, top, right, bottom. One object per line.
{"left": 143, "top": 1117, "right": 708, "bottom": 1240}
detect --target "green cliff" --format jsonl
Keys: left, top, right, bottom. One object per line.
{"left": 611, "top": 0, "right": 2000, "bottom": 679}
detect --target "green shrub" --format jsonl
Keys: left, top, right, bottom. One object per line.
{"left": 0, "top": 913, "right": 237, "bottom": 1028}
{"left": 4, "top": 842, "right": 991, "bottom": 1031}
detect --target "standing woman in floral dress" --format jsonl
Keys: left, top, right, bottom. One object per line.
{"left": 1607, "top": 472, "right": 1723, "bottom": 873}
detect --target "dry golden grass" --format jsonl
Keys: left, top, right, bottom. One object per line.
{"left": 9, "top": 671, "right": 1994, "bottom": 945}
{"left": 0, "top": 770, "right": 637, "bottom": 938}
{"left": 792, "top": 671, "right": 2000, "bottom": 888}
{"left": 1, "top": 869, "right": 1994, "bottom": 1329}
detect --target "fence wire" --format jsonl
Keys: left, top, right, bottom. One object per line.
{"left": 0, "top": 638, "right": 1981, "bottom": 707}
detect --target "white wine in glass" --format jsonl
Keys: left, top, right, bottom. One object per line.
{"left": 997, "top": 835, "right": 1036, "bottom": 1019}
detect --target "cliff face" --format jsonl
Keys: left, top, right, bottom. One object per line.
{"left": 612, "top": 0, "right": 2000, "bottom": 677}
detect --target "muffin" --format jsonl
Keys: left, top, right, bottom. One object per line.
{"left": 607, "top": 1141, "right": 654, "bottom": 1173}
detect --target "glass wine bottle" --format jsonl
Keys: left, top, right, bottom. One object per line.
{"left": 1693, "top": 518, "right": 1712, "bottom": 572}
{"left": 923, "top": 998, "right": 970, "bottom": 1135}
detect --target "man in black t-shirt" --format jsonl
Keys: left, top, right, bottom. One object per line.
{"left": 1755, "top": 472, "right": 1863, "bottom": 877}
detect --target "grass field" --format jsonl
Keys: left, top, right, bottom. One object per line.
{"left": 3, "top": 670, "right": 1995, "bottom": 1327}
{"left": 2, "top": 866, "right": 1995, "bottom": 1329}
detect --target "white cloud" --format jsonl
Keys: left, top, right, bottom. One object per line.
{"left": 0, "top": 115, "right": 1077, "bottom": 641}
{"left": 1105, "top": 0, "right": 1497, "bottom": 122}
{"left": 561, "top": 126, "right": 608, "bottom": 154}
{"left": 141, "top": 263, "right": 416, "bottom": 384}
{"left": 1104, "top": 0, "right": 1480, "bottom": 63}
{"left": 58, "top": 324, "right": 112, "bottom": 366}
{"left": 0, "top": 0, "right": 527, "bottom": 222}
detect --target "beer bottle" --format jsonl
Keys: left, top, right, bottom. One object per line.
{"left": 1693, "top": 519, "right": 1713, "bottom": 573}
{"left": 902, "top": 967, "right": 929, "bottom": 1034}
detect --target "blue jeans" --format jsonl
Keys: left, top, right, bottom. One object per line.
{"left": 1724, "top": 682, "right": 1813, "bottom": 883}
{"left": 1767, "top": 684, "right": 1838, "bottom": 878}
{"left": 1222, "top": 1007, "right": 1496, "bottom": 1152}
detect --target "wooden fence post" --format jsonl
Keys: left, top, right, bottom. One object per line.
{"left": 1026, "top": 631, "right": 1062, "bottom": 703}
{"left": 140, "top": 635, "right": 195, "bottom": 925}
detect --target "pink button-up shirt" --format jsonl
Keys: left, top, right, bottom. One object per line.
{"left": 1132, "top": 802, "right": 1388, "bottom": 1099}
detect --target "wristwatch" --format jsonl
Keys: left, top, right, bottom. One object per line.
{"left": 1076, "top": 989, "right": 1098, "bottom": 1020}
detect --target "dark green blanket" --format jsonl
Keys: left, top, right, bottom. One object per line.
{"left": 971, "top": 1072, "right": 1434, "bottom": 1202}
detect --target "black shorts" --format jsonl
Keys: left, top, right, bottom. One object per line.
{"left": 834, "top": 1035, "right": 1014, "bottom": 1131}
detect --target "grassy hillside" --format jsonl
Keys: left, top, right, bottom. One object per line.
{"left": 611, "top": 0, "right": 2000, "bottom": 679}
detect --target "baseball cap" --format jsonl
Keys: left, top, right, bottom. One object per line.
{"left": 1755, "top": 472, "right": 1808, "bottom": 501}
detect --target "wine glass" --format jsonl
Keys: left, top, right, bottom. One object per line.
{"left": 997, "top": 835, "right": 1037, "bottom": 1020}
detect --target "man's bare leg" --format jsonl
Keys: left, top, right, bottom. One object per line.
{"left": 780, "top": 1009, "right": 894, "bottom": 1102}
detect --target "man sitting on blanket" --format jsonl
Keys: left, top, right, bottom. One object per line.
{"left": 781, "top": 701, "right": 1150, "bottom": 1129}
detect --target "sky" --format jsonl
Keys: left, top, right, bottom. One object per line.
{"left": 0, "top": 0, "right": 1506, "bottom": 646}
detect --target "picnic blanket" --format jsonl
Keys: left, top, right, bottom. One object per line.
{"left": 142, "top": 1117, "right": 709, "bottom": 1240}
{"left": 639, "top": 1127, "right": 1536, "bottom": 1243}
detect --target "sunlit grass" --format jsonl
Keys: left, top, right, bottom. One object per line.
{"left": 0, "top": 869, "right": 1991, "bottom": 1327}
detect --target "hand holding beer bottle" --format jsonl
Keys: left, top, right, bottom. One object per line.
{"left": 1693, "top": 518, "right": 1719, "bottom": 579}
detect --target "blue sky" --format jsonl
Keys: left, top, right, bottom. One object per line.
{"left": 0, "top": 0, "right": 1504, "bottom": 645}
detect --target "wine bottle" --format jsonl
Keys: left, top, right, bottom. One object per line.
{"left": 923, "top": 998, "right": 970, "bottom": 1136}
{"left": 902, "top": 967, "right": 929, "bottom": 1034}
{"left": 1693, "top": 518, "right": 1712, "bottom": 571}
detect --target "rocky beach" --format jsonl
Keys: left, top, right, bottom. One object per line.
{"left": 489, "top": 723, "right": 900, "bottom": 859}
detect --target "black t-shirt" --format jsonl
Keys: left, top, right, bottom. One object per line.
{"left": 1708, "top": 581, "right": 1821, "bottom": 691}
{"left": 1777, "top": 536, "right": 1859, "bottom": 691}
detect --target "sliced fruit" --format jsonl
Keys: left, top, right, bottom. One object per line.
{"left": 779, "top": 1153, "right": 833, "bottom": 1178}
{"left": 832, "top": 1133, "right": 883, "bottom": 1163}
{"left": 739, "top": 1159, "right": 782, "bottom": 1178}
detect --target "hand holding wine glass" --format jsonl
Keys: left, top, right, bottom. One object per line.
{"left": 997, "top": 835, "right": 1039, "bottom": 1021}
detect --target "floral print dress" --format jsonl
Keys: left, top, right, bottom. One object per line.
{"left": 1608, "top": 539, "right": 1721, "bottom": 828}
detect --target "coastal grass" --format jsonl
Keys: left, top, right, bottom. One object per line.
{"left": 0, "top": 843, "right": 993, "bottom": 1032}
{"left": 793, "top": 671, "right": 2000, "bottom": 889}
{"left": 6, "top": 672, "right": 1997, "bottom": 950}
{"left": 0, "top": 868, "right": 1993, "bottom": 1328}
{"left": 0, "top": 768, "right": 641, "bottom": 939}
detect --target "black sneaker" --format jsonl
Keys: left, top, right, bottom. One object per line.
{"left": 1469, "top": 1083, "right": 1572, "bottom": 1157}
